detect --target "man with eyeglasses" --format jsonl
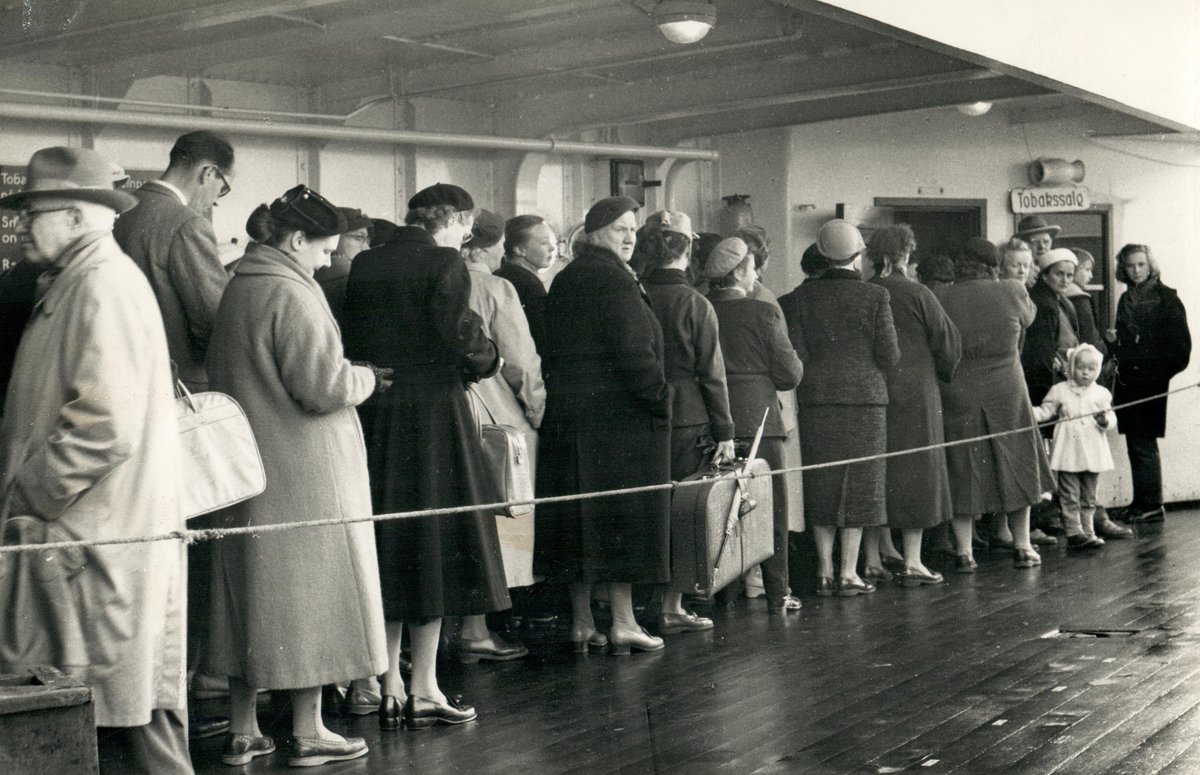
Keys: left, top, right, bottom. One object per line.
{"left": 113, "top": 130, "right": 233, "bottom": 392}
{"left": 112, "top": 130, "right": 235, "bottom": 743}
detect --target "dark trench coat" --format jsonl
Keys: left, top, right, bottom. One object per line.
{"left": 534, "top": 242, "right": 673, "bottom": 584}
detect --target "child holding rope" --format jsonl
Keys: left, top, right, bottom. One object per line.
{"left": 1031, "top": 344, "right": 1117, "bottom": 550}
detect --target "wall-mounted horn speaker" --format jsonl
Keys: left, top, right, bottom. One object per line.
{"left": 1029, "top": 158, "right": 1085, "bottom": 185}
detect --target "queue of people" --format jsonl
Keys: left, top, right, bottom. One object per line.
{"left": 0, "top": 135, "right": 1191, "bottom": 773}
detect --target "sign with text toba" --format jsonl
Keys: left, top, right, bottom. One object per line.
{"left": 0, "top": 166, "right": 157, "bottom": 273}
{"left": 1010, "top": 186, "right": 1090, "bottom": 214}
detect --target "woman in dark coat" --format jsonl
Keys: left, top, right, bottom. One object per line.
{"left": 536, "top": 196, "right": 673, "bottom": 655}
{"left": 864, "top": 225, "right": 960, "bottom": 587}
{"left": 208, "top": 187, "right": 388, "bottom": 766}
{"left": 1022, "top": 247, "right": 1083, "bottom": 406}
{"left": 1109, "top": 243, "right": 1191, "bottom": 523}
{"left": 640, "top": 215, "right": 735, "bottom": 633}
{"left": 341, "top": 184, "right": 508, "bottom": 730}
{"left": 779, "top": 220, "right": 900, "bottom": 597}
{"left": 938, "top": 238, "right": 1055, "bottom": 571}
{"left": 705, "top": 237, "right": 805, "bottom": 611}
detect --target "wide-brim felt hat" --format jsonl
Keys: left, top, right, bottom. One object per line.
{"left": 1015, "top": 214, "right": 1061, "bottom": 239}
{"left": 0, "top": 147, "right": 137, "bottom": 213}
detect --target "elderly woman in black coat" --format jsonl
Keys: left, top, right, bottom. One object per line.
{"left": 1108, "top": 244, "right": 1191, "bottom": 524}
{"left": 342, "top": 184, "right": 508, "bottom": 731}
{"left": 779, "top": 220, "right": 900, "bottom": 597}
{"left": 863, "top": 225, "right": 960, "bottom": 587}
{"left": 704, "top": 237, "right": 805, "bottom": 612}
{"left": 536, "top": 196, "right": 673, "bottom": 655}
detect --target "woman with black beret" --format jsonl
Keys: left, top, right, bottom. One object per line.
{"left": 207, "top": 185, "right": 390, "bottom": 767}
{"left": 341, "top": 183, "right": 510, "bottom": 730}
{"left": 535, "top": 196, "right": 674, "bottom": 654}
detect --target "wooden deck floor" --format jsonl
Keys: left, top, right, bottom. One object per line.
{"left": 190, "top": 509, "right": 1200, "bottom": 774}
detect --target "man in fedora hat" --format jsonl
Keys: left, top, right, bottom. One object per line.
{"left": 1014, "top": 215, "right": 1061, "bottom": 267}
{"left": 0, "top": 147, "right": 192, "bottom": 774}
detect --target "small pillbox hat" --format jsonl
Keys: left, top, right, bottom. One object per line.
{"left": 701, "top": 237, "right": 750, "bottom": 279}
{"left": 464, "top": 209, "right": 505, "bottom": 248}
{"left": 269, "top": 185, "right": 347, "bottom": 238}
{"left": 408, "top": 183, "right": 474, "bottom": 212}
{"left": 817, "top": 219, "right": 866, "bottom": 265}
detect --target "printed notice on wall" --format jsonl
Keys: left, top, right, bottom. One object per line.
{"left": 0, "top": 166, "right": 157, "bottom": 273}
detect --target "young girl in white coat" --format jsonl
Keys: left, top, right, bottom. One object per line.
{"left": 1032, "top": 344, "right": 1117, "bottom": 550}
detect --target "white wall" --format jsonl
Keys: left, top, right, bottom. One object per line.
{"left": 817, "top": 0, "right": 1200, "bottom": 131}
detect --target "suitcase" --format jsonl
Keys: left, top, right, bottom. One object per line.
{"left": 670, "top": 457, "right": 775, "bottom": 597}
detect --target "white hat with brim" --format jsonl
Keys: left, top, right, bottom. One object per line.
{"left": 1037, "top": 247, "right": 1078, "bottom": 273}
{"left": 0, "top": 147, "right": 137, "bottom": 214}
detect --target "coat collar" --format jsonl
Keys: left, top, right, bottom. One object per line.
{"left": 814, "top": 267, "right": 863, "bottom": 281}
{"left": 707, "top": 287, "right": 748, "bottom": 302}
{"left": 574, "top": 241, "right": 635, "bottom": 276}
{"left": 35, "top": 231, "right": 117, "bottom": 316}
{"left": 390, "top": 225, "right": 438, "bottom": 247}
{"left": 233, "top": 242, "right": 319, "bottom": 286}
{"left": 140, "top": 179, "right": 189, "bottom": 206}
{"left": 642, "top": 268, "right": 689, "bottom": 285}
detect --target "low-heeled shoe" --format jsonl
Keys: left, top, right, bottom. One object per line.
{"left": 1013, "top": 548, "right": 1042, "bottom": 568}
{"left": 378, "top": 694, "right": 403, "bottom": 731}
{"left": 1066, "top": 534, "right": 1105, "bottom": 550}
{"left": 340, "top": 685, "right": 382, "bottom": 716}
{"left": 458, "top": 633, "right": 529, "bottom": 663}
{"left": 404, "top": 694, "right": 477, "bottom": 729}
{"left": 899, "top": 568, "right": 944, "bottom": 587}
{"left": 768, "top": 594, "right": 802, "bottom": 613}
{"left": 658, "top": 610, "right": 713, "bottom": 634}
{"left": 1029, "top": 528, "right": 1058, "bottom": 546}
{"left": 880, "top": 555, "right": 906, "bottom": 572}
{"left": 862, "top": 565, "right": 893, "bottom": 583}
{"left": 836, "top": 577, "right": 876, "bottom": 597}
{"left": 955, "top": 555, "right": 977, "bottom": 574}
{"left": 1095, "top": 518, "right": 1133, "bottom": 539}
{"left": 569, "top": 626, "right": 608, "bottom": 654}
{"left": 221, "top": 733, "right": 275, "bottom": 766}
{"left": 609, "top": 626, "right": 665, "bottom": 655}
{"left": 1126, "top": 506, "right": 1165, "bottom": 524}
{"left": 288, "top": 736, "right": 368, "bottom": 767}
{"left": 816, "top": 577, "right": 836, "bottom": 596}
{"left": 189, "top": 715, "right": 230, "bottom": 740}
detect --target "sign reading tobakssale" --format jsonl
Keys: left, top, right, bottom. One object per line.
{"left": 1010, "top": 186, "right": 1091, "bottom": 214}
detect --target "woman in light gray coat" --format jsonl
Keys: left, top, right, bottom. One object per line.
{"left": 207, "top": 187, "right": 390, "bottom": 768}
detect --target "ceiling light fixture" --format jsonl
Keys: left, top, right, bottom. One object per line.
{"left": 956, "top": 101, "right": 993, "bottom": 116}
{"left": 653, "top": 1, "right": 716, "bottom": 45}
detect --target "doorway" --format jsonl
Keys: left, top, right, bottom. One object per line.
{"left": 835, "top": 197, "right": 987, "bottom": 268}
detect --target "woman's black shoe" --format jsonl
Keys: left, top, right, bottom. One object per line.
{"left": 379, "top": 695, "right": 403, "bottom": 730}
{"left": 403, "top": 694, "right": 477, "bottom": 729}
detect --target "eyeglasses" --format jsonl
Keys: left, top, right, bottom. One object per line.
{"left": 209, "top": 166, "right": 231, "bottom": 198}
{"left": 18, "top": 206, "right": 75, "bottom": 224}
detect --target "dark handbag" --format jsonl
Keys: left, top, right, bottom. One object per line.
{"left": 175, "top": 381, "right": 266, "bottom": 520}
{"left": 466, "top": 385, "right": 534, "bottom": 518}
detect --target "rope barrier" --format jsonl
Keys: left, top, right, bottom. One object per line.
{"left": 1, "top": 380, "right": 1195, "bottom": 555}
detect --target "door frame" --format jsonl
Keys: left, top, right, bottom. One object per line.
{"left": 874, "top": 197, "right": 989, "bottom": 238}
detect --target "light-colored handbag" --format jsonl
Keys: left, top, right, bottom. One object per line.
{"left": 175, "top": 382, "right": 266, "bottom": 520}
{"left": 466, "top": 385, "right": 534, "bottom": 518}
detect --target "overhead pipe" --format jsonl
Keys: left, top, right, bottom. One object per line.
{"left": 0, "top": 101, "right": 719, "bottom": 161}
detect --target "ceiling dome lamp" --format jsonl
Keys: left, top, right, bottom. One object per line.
{"left": 653, "top": 1, "right": 717, "bottom": 45}
{"left": 956, "top": 101, "right": 993, "bottom": 117}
